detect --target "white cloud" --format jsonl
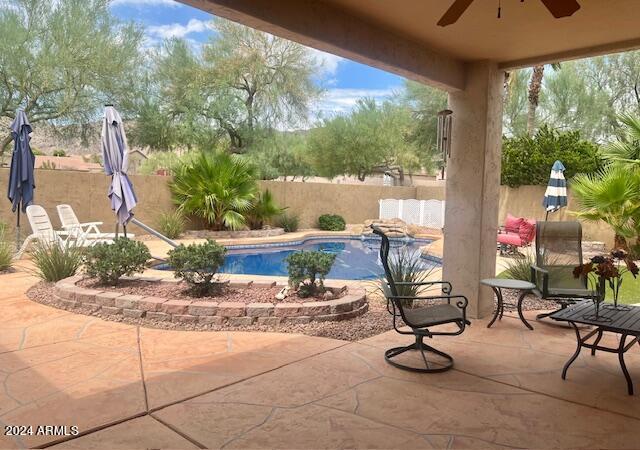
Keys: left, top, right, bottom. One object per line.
{"left": 312, "top": 88, "right": 400, "bottom": 118}
{"left": 147, "top": 18, "right": 214, "bottom": 40}
{"left": 308, "top": 48, "right": 345, "bottom": 77}
{"left": 110, "top": 0, "right": 182, "bottom": 7}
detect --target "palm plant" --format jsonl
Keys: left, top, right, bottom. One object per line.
{"left": 600, "top": 114, "right": 640, "bottom": 169}
{"left": 245, "top": 189, "right": 284, "bottom": 230}
{"left": 170, "top": 151, "right": 258, "bottom": 231}
{"left": 571, "top": 166, "right": 640, "bottom": 249}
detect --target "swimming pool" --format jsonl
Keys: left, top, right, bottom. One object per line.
{"left": 158, "top": 236, "right": 440, "bottom": 281}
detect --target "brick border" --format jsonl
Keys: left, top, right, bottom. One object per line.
{"left": 52, "top": 276, "right": 367, "bottom": 326}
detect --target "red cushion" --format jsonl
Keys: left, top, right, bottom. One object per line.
{"left": 504, "top": 214, "right": 524, "bottom": 234}
{"left": 519, "top": 219, "right": 536, "bottom": 243}
{"left": 497, "top": 232, "right": 522, "bottom": 246}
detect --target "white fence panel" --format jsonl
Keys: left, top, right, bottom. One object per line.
{"left": 378, "top": 198, "right": 445, "bottom": 228}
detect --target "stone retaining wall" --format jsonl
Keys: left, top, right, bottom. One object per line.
{"left": 53, "top": 276, "right": 368, "bottom": 325}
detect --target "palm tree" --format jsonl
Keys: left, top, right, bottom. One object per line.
{"left": 527, "top": 63, "right": 561, "bottom": 135}
{"left": 245, "top": 189, "right": 284, "bottom": 230}
{"left": 600, "top": 113, "right": 640, "bottom": 169}
{"left": 170, "top": 151, "right": 258, "bottom": 230}
{"left": 571, "top": 166, "right": 640, "bottom": 250}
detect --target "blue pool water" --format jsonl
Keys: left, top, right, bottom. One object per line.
{"left": 197, "top": 237, "right": 440, "bottom": 280}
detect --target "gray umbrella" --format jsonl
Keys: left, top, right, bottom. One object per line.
{"left": 101, "top": 105, "right": 137, "bottom": 228}
{"left": 7, "top": 110, "right": 35, "bottom": 245}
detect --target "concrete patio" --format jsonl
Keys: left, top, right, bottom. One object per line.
{"left": 1, "top": 268, "right": 640, "bottom": 449}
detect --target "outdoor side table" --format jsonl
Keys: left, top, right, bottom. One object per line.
{"left": 480, "top": 278, "right": 535, "bottom": 330}
{"left": 551, "top": 302, "right": 640, "bottom": 395}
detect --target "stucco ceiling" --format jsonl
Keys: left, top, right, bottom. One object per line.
{"left": 324, "top": 0, "right": 640, "bottom": 67}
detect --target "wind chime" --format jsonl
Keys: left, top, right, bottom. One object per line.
{"left": 436, "top": 109, "right": 453, "bottom": 179}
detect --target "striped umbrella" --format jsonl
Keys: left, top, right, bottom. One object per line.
{"left": 542, "top": 160, "right": 567, "bottom": 220}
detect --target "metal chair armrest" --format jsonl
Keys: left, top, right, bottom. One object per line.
{"left": 388, "top": 294, "right": 468, "bottom": 308}
{"left": 391, "top": 280, "right": 453, "bottom": 294}
{"left": 530, "top": 264, "right": 549, "bottom": 296}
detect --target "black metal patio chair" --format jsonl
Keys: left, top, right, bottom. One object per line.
{"left": 531, "top": 221, "right": 597, "bottom": 321}
{"left": 372, "top": 226, "right": 470, "bottom": 373}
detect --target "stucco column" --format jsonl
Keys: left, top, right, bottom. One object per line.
{"left": 443, "top": 61, "right": 504, "bottom": 319}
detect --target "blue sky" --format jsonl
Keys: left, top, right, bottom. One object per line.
{"left": 109, "top": 0, "right": 405, "bottom": 118}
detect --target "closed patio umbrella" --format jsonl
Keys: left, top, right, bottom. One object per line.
{"left": 7, "top": 110, "right": 35, "bottom": 246}
{"left": 101, "top": 105, "right": 137, "bottom": 231}
{"left": 542, "top": 160, "right": 567, "bottom": 220}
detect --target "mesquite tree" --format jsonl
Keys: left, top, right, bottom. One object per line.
{"left": 0, "top": 0, "right": 143, "bottom": 153}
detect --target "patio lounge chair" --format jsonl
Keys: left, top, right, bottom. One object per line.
{"left": 56, "top": 204, "right": 133, "bottom": 240}
{"left": 497, "top": 214, "right": 536, "bottom": 255}
{"left": 372, "top": 225, "right": 469, "bottom": 373}
{"left": 16, "top": 205, "right": 112, "bottom": 258}
{"left": 530, "top": 221, "right": 597, "bottom": 321}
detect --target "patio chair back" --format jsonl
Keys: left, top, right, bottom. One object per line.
{"left": 56, "top": 204, "right": 80, "bottom": 229}
{"left": 534, "top": 221, "right": 587, "bottom": 293}
{"left": 376, "top": 228, "right": 399, "bottom": 299}
{"left": 26, "top": 205, "right": 59, "bottom": 246}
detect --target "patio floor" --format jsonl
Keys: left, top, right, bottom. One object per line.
{"left": 1, "top": 269, "right": 640, "bottom": 449}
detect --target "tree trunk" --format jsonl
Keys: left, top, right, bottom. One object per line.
{"left": 527, "top": 65, "right": 545, "bottom": 136}
{"left": 1, "top": 133, "right": 13, "bottom": 157}
{"left": 614, "top": 234, "right": 629, "bottom": 251}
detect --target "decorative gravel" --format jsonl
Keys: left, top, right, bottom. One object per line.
{"left": 499, "top": 289, "right": 559, "bottom": 312}
{"left": 76, "top": 278, "right": 331, "bottom": 304}
{"left": 27, "top": 281, "right": 393, "bottom": 341}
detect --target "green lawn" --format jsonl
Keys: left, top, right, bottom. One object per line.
{"left": 497, "top": 270, "right": 640, "bottom": 305}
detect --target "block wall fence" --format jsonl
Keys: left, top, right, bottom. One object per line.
{"left": 0, "top": 169, "right": 614, "bottom": 246}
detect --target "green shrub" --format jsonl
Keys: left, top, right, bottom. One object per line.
{"left": 52, "top": 149, "right": 67, "bottom": 157}
{"left": 157, "top": 210, "right": 186, "bottom": 239}
{"left": 246, "top": 190, "right": 284, "bottom": 230}
{"left": 32, "top": 242, "right": 84, "bottom": 282}
{"left": 500, "top": 252, "right": 534, "bottom": 282}
{"left": 382, "top": 249, "right": 437, "bottom": 298}
{"left": 276, "top": 213, "right": 299, "bottom": 232}
{"left": 501, "top": 125, "right": 602, "bottom": 187}
{"left": 139, "top": 151, "right": 191, "bottom": 176}
{"left": 170, "top": 151, "right": 258, "bottom": 230}
{"left": 285, "top": 250, "right": 336, "bottom": 297}
{"left": 167, "top": 240, "right": 227, "bottom": 295}
{"left": 84, "top": 238, "right": 151, "bottom": 285}
{"left": 0, "top": 223, "right": 13, "bottom": 272}
{"left": 31, "top": 147, "right": 43, "bottom": 156}
{"left": 318, "top": 214, "right": 346, "bottom": 231}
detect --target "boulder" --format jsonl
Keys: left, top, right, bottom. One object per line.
{"left": 362, "top": 218, "right": 408, "bottom": 237}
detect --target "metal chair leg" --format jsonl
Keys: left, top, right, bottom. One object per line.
{"left": 385, "top": 336, "right": 454, "bottom": 373}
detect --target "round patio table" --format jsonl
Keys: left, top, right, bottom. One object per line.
{"left": 480, "top": 278, "right": 536, "bottom": 330}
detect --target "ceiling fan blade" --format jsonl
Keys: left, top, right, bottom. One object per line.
{"left": 437, "top": 0, "right": 475, "bottom": 27}
{"left": 539, "top": 0, "right": 580, "bottom": 18}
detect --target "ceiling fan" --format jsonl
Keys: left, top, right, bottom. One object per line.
{"left": 437, "top": 0, "right": 581, "bottom": 27}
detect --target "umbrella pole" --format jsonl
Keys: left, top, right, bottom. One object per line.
{"left": 545, "top": 210, "right": 549, "bottom": 221}
{"left": 15, "top": 208, "right": 20, "bottom": 248}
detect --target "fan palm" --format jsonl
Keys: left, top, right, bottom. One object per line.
{"left": 601, "top": 114, "right": 640, "bottom": 169}
{"left": 245, "top": 189, "right": 285, "bottom": 230}
{"left": 170, "top": 151, "right": 258, "bottom": 230}
{"left": 571, "top": 166, "right": 640, "bottom": 249}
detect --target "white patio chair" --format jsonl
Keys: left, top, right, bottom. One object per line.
{"left": 15, "top": 205, "right": 111, "bottom": 258}
{"left": 56, "top": 204, "right": 133, "bottom": 240}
